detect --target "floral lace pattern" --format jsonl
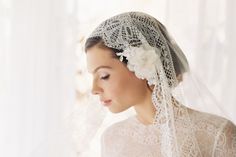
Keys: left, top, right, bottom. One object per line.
{"left": 101, "top": 105, "right": 236, "bottom": 157}
{"left": 87, "top": 12, "right": 236, "bottom": 157}
{"left": 89, "top": 12, "right": 181, "bottom": 88}
{"left": 116, "top": 43, "right": 161, "bottom": 86}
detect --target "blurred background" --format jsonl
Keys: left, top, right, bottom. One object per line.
{"left": 0, "top": 0, "right": 236, "bottom": 156}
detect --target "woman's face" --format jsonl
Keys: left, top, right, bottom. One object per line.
{"left": 86, "top": 46, "right": 151, "bottom": 113}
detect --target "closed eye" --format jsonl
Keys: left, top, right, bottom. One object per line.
{"left": 100, "top": 74, "right": 110, "bottom": 80}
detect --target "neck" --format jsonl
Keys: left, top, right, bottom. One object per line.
{"left": 133, "top": 88, "right": 156, "bottom": 125}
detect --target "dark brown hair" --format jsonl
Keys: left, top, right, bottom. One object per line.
{"left": 85, "top": 36, "right": 128, "bottom": 64}
{"left": 85, "top": 36, "right": 185, "bottom": 80}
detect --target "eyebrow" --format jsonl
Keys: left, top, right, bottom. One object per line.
{"left": 92, "top": 65, "right": 112, "bottom": 74}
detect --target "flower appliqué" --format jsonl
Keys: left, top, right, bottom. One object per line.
{"left": 117, "top": 43, "right": 161, "bottom": 85}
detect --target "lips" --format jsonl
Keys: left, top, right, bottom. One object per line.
{"left": 101, "top": 99, "right": 112, "bottom": 106}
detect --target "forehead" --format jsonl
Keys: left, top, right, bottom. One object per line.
{"left": 86, "top": 46, "right": 117, "bottom": 73}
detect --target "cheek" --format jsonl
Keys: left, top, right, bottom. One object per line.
{"left": 109, "top": 73, "right": 147, "bottom": 103}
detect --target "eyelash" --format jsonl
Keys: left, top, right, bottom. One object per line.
{"left": 100, "top": 74, "right": 110, "bottom": 80}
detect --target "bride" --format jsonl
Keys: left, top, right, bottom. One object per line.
{"left": 84, "top": 12, "right": 236, "bottom": 157}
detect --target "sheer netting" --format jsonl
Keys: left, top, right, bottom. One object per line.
{"left": 79, "top": 12, "right": 236, "bottom": 157}
{"left": 101, "top": 102, "right": 236, "bottom": 157}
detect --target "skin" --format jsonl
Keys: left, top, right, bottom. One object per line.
{"left": 86, "top": 45, "right": 156, "bottom": 125}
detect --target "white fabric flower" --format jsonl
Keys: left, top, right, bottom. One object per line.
{"left": 117, "top": 43, "right": 161, "bottom": 85}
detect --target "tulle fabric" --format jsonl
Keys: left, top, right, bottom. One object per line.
{"left": 31, "top": 12, "right": 236, "bottom": 157}
{"left": 76, "top": 12, "right": 236, "bottom": 157}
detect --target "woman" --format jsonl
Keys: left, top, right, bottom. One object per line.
{"left": 84, "top": 12, "right": 236, "bottom": 157}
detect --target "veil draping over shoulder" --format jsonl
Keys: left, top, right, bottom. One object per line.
{"left": 74, "top": 12, "right": 236, "bottom": 157}
{"left": 30, "top": 12, "right": 236, "bottom": 157}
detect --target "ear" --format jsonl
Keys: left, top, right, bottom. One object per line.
{"left": 145, "top": 80, "right": 154, "bottom": 92}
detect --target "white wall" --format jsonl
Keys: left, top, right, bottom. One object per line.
{"left": 0, "top": 0, "right": 77, "bottom": 156}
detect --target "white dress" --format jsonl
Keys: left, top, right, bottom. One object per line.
{"left": 101, "top": 106, "right": 236, "bottom": 157}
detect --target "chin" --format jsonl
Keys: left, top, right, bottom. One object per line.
{"left": 108, "top": 106, "right": 131, "bottom": 114}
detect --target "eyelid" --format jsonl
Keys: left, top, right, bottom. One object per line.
{"left": 100, "top": 74, "right": 110, "bottom": 80}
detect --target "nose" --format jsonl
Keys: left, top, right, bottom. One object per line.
{"left": 91, "top": 80, "right": 103, "bottom": 95}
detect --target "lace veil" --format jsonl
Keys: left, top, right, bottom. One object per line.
{"left": 75, "top": 12, "right": 235, "bottom": 157}
{"left": 26, "top": 11, "right": 236, "bottom": 157}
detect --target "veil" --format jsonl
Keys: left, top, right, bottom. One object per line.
{"left": 30, "top": 11, "right": 236, "bottom": 157}
{"left": 74, "top": 12, "right": 235, "bottom": 156}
